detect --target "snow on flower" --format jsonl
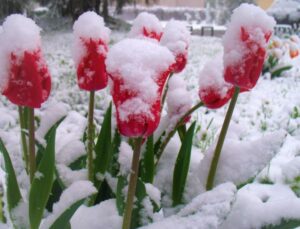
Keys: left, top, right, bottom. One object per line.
{"left": 128, "top": 12, "right": 163, "bottom": 41}
{"left": 198, "top": 54, "right": 234, "bottom": 109}
{"left": 160, "top": 20, "right": 191, "bottom": 73}
{"left": 72, "top": 11, "right": 110, "bottom": 91}
{"left": 223, "top": 3, "right": 276, "bottom": 90}
{"left": 106, "top": 38, "right": 174, "bottom": 137}
{"left": 0, "top": 14, "right": 51, "bottom": 108}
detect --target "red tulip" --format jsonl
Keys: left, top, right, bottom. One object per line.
{"left": 224, "top": 27, "right": 272, "bottom": 90}
{"left": 199, "top": 86, "right": 234, "bottom": 109}
{"left": 170, "top": 53, "right": 187, "bottom": 73}
{"left": 106, "top": 39, "right": 174, "bottom": 138}
{"left": 2, "top": 49, "right": 51, "bottom": 108}
{"left": 76, "top": 38, "right": 108, "bottom": 91}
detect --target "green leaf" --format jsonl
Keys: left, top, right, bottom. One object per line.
{"left": 49, "top": 199, "right": 85, "bottom": 229}
{"left": 172, "top": 122, "right": 196, "bottom": 206}
{"left": 271, "top": 66, "right": 292, "bottom": 78}
{"left": 262, "top": 219, "right": 300, "bottom": 229}
{"left": 94, "top": 103, "right": 112, "bottom": 187}
{"left": 116, "top": 175, "right": 127, "bottom": 216}
{"left": 109, "top": 129, "right": 121, "bottom": 177}
{"left": 140, "top": 135, "right": 154, "bottom": 183}
{"left": 29, "top": 128, "right": 56, "bottom": 229}
{"left": 0, "top": 138, "right": 22, "bottom": 222}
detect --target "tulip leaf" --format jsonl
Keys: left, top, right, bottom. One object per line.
{"left": 94, "top": 103, "right": 112, "bottom": 187}
{"left": 172, "top": 122, "right": 196, "bottom": 206}
{"left": 140, "top": 135, "right": 154, "bottom": 183}
{"left": 109, "top": 129, "right": 121, "bottom": 177}
{"left": 262, "top": 219, "right": 300, "bottom": 229}
{"left": 271, "top": 66, "right": 292, "bottom": 79}
{"left": 0, "top": 138, "right": 22, "bottom": 222}
{"left": 48, "top": 199, "right": 85, "bottom": 229}
{"left": 29, "top": 127, "right": 56, "bottom": 229}
{"left": 116, "top": 175, "right": 127, "bottom": 216}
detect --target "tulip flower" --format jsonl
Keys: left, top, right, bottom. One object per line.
{"left": 0, "top": 14, "right": 51, "bottom": 182}
{"left": 106, "top": 38, "right": 174, "bottom": 229}
{"left": 160, "top": 20, "right": 190, "bottom": 73}
{"left": 128, "top": 12, "right": 163, "bottom": 41}
{"left": 199, "top": 54, "right": 234, "bottom": 109}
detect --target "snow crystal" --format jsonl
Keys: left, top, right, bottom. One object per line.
{"left": 141, "top": 183, "right": 236, "bottom": 229}
{"left": 199, "top": 53, "right": 232, "bottom": 99}
{"left": 0, "top": 14, "right": 41, "bottom": 92}
{"left": 160, "top": 20, "right": 190, "bottom": 55}
{"left": 166, "top": 75, "right": 192, "bottom": 130}
{"left": 71, "top": 199, "right": 122, "bottom": 229}
{"left": 198, "top": 130, "right": 286, "bottom": 189}
{"left": 72, "top": 11, "right": 110, "bottom": 68}
{"left": 128, "top": 12, "right": 162, "bottom": 40}
{"left": 118, "top": 141, "right": 133, "bottom": 176}
{"left": 40, "top": 181, "right": 96, "bottom": 229}
{"left": 221, "top": 183, "right": 300, "bottom": 229}
{"left": 223, "top": 3, "right": 276, "bottom": 66}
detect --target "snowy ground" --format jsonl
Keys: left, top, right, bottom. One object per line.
{"left": 2, "top": 27, "right": 300, "bottom": 228}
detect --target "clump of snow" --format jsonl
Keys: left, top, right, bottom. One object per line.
{"left": 223, "top": 3, "right": 276, "bottom": 67}
{"left": 0, "top": 14, "right": 42, "bottom": 92}
{"left": 71, "top": 199, "right": 122, "bottom": 229}
{"left": 56, "top": 164, "right": 87, "bottom": 187}
{"left": 10, "top": 201, "right": 29, "bottom": 229}
{"left": 118, "top": 97, "right": 152, "bottom": 121}
{"left": 118, "top": 141, "right": 133, "bottom": 176}
{"left": 166, "top": 75, "right": 192, "bottom": 130}
{"left": 199, "top": 54, "right": 232, "bottom": 99}
{"left": 221, "top": 183, "right": 300, "bottom": 228}
{"left": 141, "top": 183, "right": 236, "bottom": 229}
{"left": 106, "top": 38, "right": 174, "bottom": 121}
{"left": 72, "top": 11, "right": 110, "bottom": 68}
{"left": 199, "top": 130, "right": 286, "bottom": 189}
{"left": 145, "top": 183, "right": 161, "bottom": 206}
{"left": 41, "top": 181, "right": 96, "bottom": 229}
{"left": 128, "top": 12, "right": 163, "bottom": 40}
{"left": 160, "top": 20, "right": 190, "bottom": 55}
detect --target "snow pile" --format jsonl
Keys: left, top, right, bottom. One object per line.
{"left": 145, "top": 183, "right": 161, "bottom": 207}
{"left": 141, "top": 183, "right": 236, "bottom": 229}
{"left": 40, "top": 181, "right": 97, "bottom": 229}
{"left": 166, "top": 75, "right": 192, "bottom": 129}
{"left": 71, "top": 199, "right": 122, "bottom": 229}
{"left": 128, "top": 12, "right": 163, "bottom": 41}
{"left": 223, "top": 3, "right": 275, "bottom": 67}
{"left": 221, "top": 183, "right": 300, "bottom": 228}
{"left": 106, "top": 38, "right": 174, "bottom": 121}
{"left": 199, "top": 54, "right": 232, "bottom": 100}
{"left": 160, "top": 20, "right": 190, "bottom": 56}
{"left": 0, "top": 14, "right": 42, "bottom": 92}
{"left": 199, "top": 130, "right": 286, "bottom": 188}
{"left": 72, "top": 11, "right": 110, "bottom": 68}
{"left": 118, "top": 141, "right": 133, "bottom": 176}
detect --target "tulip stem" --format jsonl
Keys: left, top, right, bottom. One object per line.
{"left": 155, "top": 101, "right": 204, "bottom": 166}
{"left": 160, "top": 73, "right": 173, "bottom": 112}
{"left": 87, "top": 91, "right": 95, "bottom": 183}
{"left": 28, "top": 107, "right": 35, "bottom": 183}
{"left": 122, "top": 137, "right": 143, "bottom": 229}
{"left": 206, "top": 86, "right": 240, "bottom": 191}
{"left": 18, "top": 106, "right": 29, "bottom": 173}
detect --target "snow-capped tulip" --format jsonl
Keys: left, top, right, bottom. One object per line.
{"left": 223, "top": 4, "right": 275, "bottom": 90}
{"left": 160, "top": 20, "right": 190, "bottom": 73}
{"left": 128, "top": 12, "right": 163, "bottom": 41}
{"left": 0, "top": 14, "right": 51, "bottom": 108}
{"left": 72, "top": 11, "right": 110, "bottom": 91}
{"left": 289, "top": 43, "right": 299, "bottom": 59}
{"left": 199, "top": 54, "right": 234, "bottom": 109}
{"left": 106, "top": 39, "right": 174, "bottom": 138}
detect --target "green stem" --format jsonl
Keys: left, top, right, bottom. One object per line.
{"left": 160, "top": 73, "right": 173, "bottom": 112}
{"left": 155, "top": 101, "right": 204, "bottom": 166}
{"left": 28, "top": 107, "right": 35, "bottom": 183}
{"left": 122, "top": 138, "right": 143, "bottom": 229}
{"left": 18, "top": 106, "right": 29, "bottom": 172}
{"left": 87, "top": 91, "right": 95, "bottom": 183}
{"left": 206, "top": 86, "right": 240, "bottom": 191}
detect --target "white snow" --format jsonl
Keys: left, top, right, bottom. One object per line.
{"left": 72, "top": 11, "right": 110, "bottom": 68}
{"left": 145, "top": 183, "right": 161, "bottom": 207}
{"left": 223, "top": 3, "right": 276, "bottom": 67}
{"left": 0, "top": 14, "right": 42, "bottom": 92}
{"left": 118, "top": 141, "right": 133, "bottom": 176}
{"left": 41, "top": 180, "right": 96, "bottom": 229}
{"left": 128, "top": 12, "right": 163, "bottom": 40}
{"left": 160, "top": 20, "right": 190, "bottom": 55}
